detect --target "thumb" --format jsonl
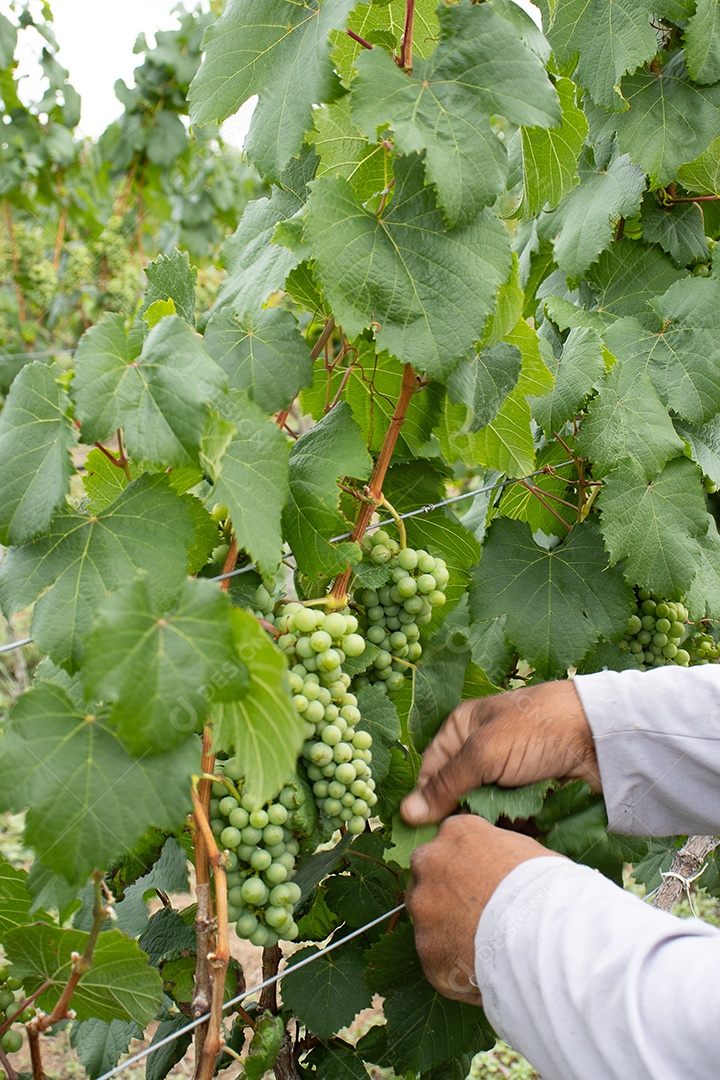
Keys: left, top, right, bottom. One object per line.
{"left": 401, "top": 749, "right": 484, "bottom": 825}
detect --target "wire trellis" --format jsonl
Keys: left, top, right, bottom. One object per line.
{"left": 96, "top": 903, "right": 407, "bottom": 1080}
{"left": 0, "top": 460, "right": 577, "bottom": 650}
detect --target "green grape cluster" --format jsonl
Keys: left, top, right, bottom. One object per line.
{"left": 0, "top": 967, "right": 32, "bottom": 1055}
{"left": 687, "top": 631, "right": 720, "bottom": 664}
{"left": 209, "top": 762, "right": 302, "bottom": 947}
{"left": 624, "top": 591, "right": 690, "bottom": 669}
{"left": 273, "top": 603, "right": 378, "bottom": 834}
{"left": 352, "top": 531, "right": 448, "bottom": 693}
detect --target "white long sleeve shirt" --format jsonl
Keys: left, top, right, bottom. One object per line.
{"left": 474, "top": 665, "right": 720, "bottom": 1079}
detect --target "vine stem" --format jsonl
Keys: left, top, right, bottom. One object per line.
{"left": 330, "top": 362, "right": 418, "bottom": 603}
{"left": 0, "top": 981, "right": 51, "bottom": 1040}
{"left": 399, "top": 0, "right": 416, "bottom": 72}
{"left": 346, "top": 28, "right": 373, "bottom": 50}
{"left": 378, "top": 494, "right": 407, "bottom": 549}
{"left": 191, "top": 727, "right": 216, "bottom": 1066}
{"left": 0, "top": 1044, "right": 20, "bottom": 1080}
{"left": 191, "top": 789, "right": 231, "bottom": 1080}
{"left": 518, "top": 479, "right": 573, "bottom": 532}
{"left": 650, "top": 835, "right": 719, "bottom": 912}
{"left": 219, "top": 536, "right": 238, "bottom": 591}
{"left": 115, "top": 429, "right": 132, "bottom": 482}
{"left": 666, "top": 194, "right": 720, "bottom": 203}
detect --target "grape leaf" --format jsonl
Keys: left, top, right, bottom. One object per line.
{"left": 351, "top": 2, "right": 559, "bottom": 227}
{"left": 537, "top": 143, "right": 645, "bottom": 279}
{"left": 685, "top": 517, "right": 720, "bottom": 619}
{"left": 0, "top": 682, "right": 197, "bottom": 884}
{"left": 0, "top": 474, "right": 195, "bottom": 671}
{"left": 675, "top": 414, "right": 720, "bottom": 485}
{"left": 585, "top": 239, "right": 687, "bottom": 324}
{"left": 304, "top": 154, "right": 512, "bottom": 380}
{"left": 70, "top": 1019, "right": 142, "bottom": 1080}
{"left": 470, "top": 519, "right": 633, "bottom": 678}
{"left": 0, "top": 854, "right": 31, "bottom": 936}
{"left": 0, "top": 361, "right": 75, "bottom": 546}
{"left": 676, "top": 136, "right": 720, "bottom": 195}
{"left": 189, "top": 0, "right": 356, "bottom": 181}
{"left": 331, "top": 0, "right": 439, "bottom": 85}
{"left": 205, "top": 391, "right": 290, "bottom": 580}
{"left": 520, "top": 77, "right": 588, "bottom": 216}
{"left": 383, "top": 814, "right": 438, "bottom": 869}
{"left": 215, "top": 150, "right": 317, "bottom": 318}
{"left": 307, "top": 98, "right": 392, "bottom": 203}
{"left": 204, "top": 306, "right": 313, "bottom": 414}
{"left": 141, "top": 250, "right": 196, "bottom": 326}
{"left": 145, "top": 1015, "right": 194, "bottom": 1080}
{"left": 588, "top": 56, "right": 720, "bottom": 186}
{"left": 211, "top": 609, "right": 304, "bottom": 806}
{"left": 5, "top": 924, "right": 162, "bottom": 1026}
{"left": 684, "top": 0, "right": 720, "bottom": 85}
{"left": 641, "top": 196, "right": 709, "bottom": 268}
{"left": 603, "top": 277, "right": 720, "bottom": 424}
{"left": 83, "top": 577, "right": 246, "bottom": 756}
{"left": 282, "top": 401, "right": 372, "bottom": 581}
{"left": 498, "top": 442, "right": 577, "bottom": 536}
{"left": 83, "top": 448, "right": 138, "bottom": 513}
{"left": 446, "top": 342, "right": 523, "bottom": 433}
{"left": 324, "top": 850, "right": 399, "bottom": 926}
{"left": 282, "top": 943, "right": 373, "bottom": 1039}
{"left": 599, "top": 456, "right": 708, "bottom": 597}
{"left": 463, "top": 780, "right": 555, "bottom": 824}
{"left": 303, "top": 1042, "right": 370, "bottom": 1079}
{"left": 543, "top": 0, "right": 657, "bottom": 110}
{"left": 244, "top": 1012, "right": 284, "bottom": 1080}
{"left": 355, "top": 685, "right": 401, "bottom": 784}
{"left": 113, "top": 839, "right": 189, "bottom": 937}
{"left": 365, "top": 923, "right": 494, "bottom": 1073}
{"left": 73, "top": 313, "right": 226, "bottom": 468}
{"left": 466, "top": 614, "right": 515, "bottom": 686}
{"left": 529, "top": 326, "right": 606, "bottom": 434}
{"left": 409, "top": 600, "right": 473, "bottom": 752}
{"left": 577, "top": 361, "right": 685, "bottom": 479}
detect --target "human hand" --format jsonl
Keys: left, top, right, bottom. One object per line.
{"left": 406, "top": 814, "right": 558, "bottom": 1004}
{"left": 402, "top": 681, "right": 600, "bottom": 826}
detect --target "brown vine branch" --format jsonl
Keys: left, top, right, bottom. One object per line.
{"left": 259, "top": 945, "right": 283, "bottom": 1014}
{"left": 219, "top": 536, "right": 238, "bottom": 592}
{"left": 192, "top": 727, "right": 216, "bottom": 1067}
{"left": 311, "top": 317, "right": 336, "bottom": 362}
{"left": 666, "top": 194, "right": 720, "bottom": 203}
{"left": 330, "top": 362, "right": 418, "bottom": 603}
{"left": 192, "top": 788, "right": 230, "bottom": 1080}
{"left": 399, "top": 0, "right": 416, "bottom": 72}
{"left": 346, "top": 28, "right": 373, "bottom": 50}
{"left": 0, "top": 982, "right": 51, "bottom": 1041}
{"left": 518, "top": 480, "right": 573, "bottom": 532}
{"left": 0, "top": 1043, "right": 20, "bottom": 1080}
{"left": 650, "top": 835, "right": 720, "bottom": 912}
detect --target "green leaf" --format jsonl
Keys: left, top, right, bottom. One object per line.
{"left": 355, "top": 685, "right": 400, "bottom": 784}
{"left": 0, "top": 854, "right": 32, "bottom": 936}
{"left": 324, "top": 836, "right": 399, "bottom": 925}
{"left": 0, "top": 10, "right": 17, "bottom": 69}
{"left": 365, "top": 923, "right": 494, "bottom": 1073}
{"left": 383, "top": 814, "right": 438, "bottom": 869}
{"left": 282, "top": 942, "right": 373, "bottom": 1039}
{"left": 577, "top": 361, "right": 685, "bottom": 479}
{"left": 446, "top": 342, "right": 522, "bottom": 433}
{"left": 675, "top": 414, "right": 720, "bottom": 485}
{"left": 292, "top": 833, "right": 353, "bottom": 902}
{"left": 537, "top": 143, "right": 645, "bottom": 279}
{"left": 5, "top": 924, "right": 163, "bottom": 1025}
{"left": 215, "top": 150, "right": 316, "bottom": 318}
{"left": 466, "top": 615, "right": 515, "bottom": 686}
{"left": 303, "top": 1041, "right": 370, "bottom": 1079}
{"left": 599, "top": 456, "right": 708, "bottom": 597}
{"left": 684, "top": 0, "right": 720, "bottom": 84}
{"left": 304, "top": 154, "right": 512, "bottom": 380}
{"left": 73, "top": 314, "right": 226, "bottom": 468}
{"left": 113, "top": 839, "right": 190, "bottom": 937}
{"left": 544, "top": 0, "right": 657, "bottom": 110}
{"left": 145, "top": 1015, "right": 193, "bottom": 1080}
{"left": 282, "top": 401, "right": 372, "bottom": 581}
{"left": 529, "top": 326, "right": 606, "bottom": 434}
{"left": 409, "top": 600, "right": 473, "bottom": 752}
{"left": 470, "top": 519, "right": 633, "bottom": 678}
{"left": 83, "top": 448, "right": 137, "bottom": 513}
{"left": 0, "top": 682, "right": 197, "bottom": 883}
{"left": 590, "top": 56, "right": 720, "bottom": 186}
{"left": 295, "top": 888, "right": 340, "bottom": 941}
{"left": 685, "top": 517, "right": 720, "bottom": 619}
{"left": 463, "top": 779, "right": 555, "bottom": 825}
{"left": 138, "top": 906, "right": 197, "bottom": 967}
{"left": 641, "top": 195, "right": 709, "bottom": 268}
{"left": 245, "top": 1012, "right": 284, "bottom": 1080}
{"left": 351, "top": 2, "right": 559, "bottom": 227}
{"left": 585, "top": 239, "right": 687, "bottom": 324}
{"left": 142, "top": 299, "right": 176, "bottom": 330}
{"left": 83, "top": 578, "right": 246, "bottom": 756}
{"left": 211, "top": 608, "right": 305, "bottom": 806}
{"left": 0, "top": 362, "right": 75, "bottom": 546}
{"left": 497, "top": 442, "right": 577, "bottom": 535}
{"left": 204, "top": 306, "right": 313, "bottom": 415}
{"left": 142, "top": 250, "right": 196, "bottom": 326}
{"left": 677, "top": 136, "right": 720, "bottom": 195}
{"left": 603, "top": 277, "right": 720, "bottom": 423}
{"left": 307, "top": 98, "right": 392, "bottom": 203}
{"left": 0, "top": 474, "right": 195, "bottom": 671}
{"left": 331, "top": 0, "right": 439, "bottom": 85}
{"left": 520, "top": 77, "right": 588, "bottom": 216}
{"left": 189, "top": 0, "right": 356, "bottom": 180}
{"left": 70, "top": 1019, "right": 142, "bottom": 1080}
{"left": 206, "top": 391, "right": 290, "bottom": 580}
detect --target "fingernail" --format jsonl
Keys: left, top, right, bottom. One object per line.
{"left": 402, "top": 792, "right": 429, "bottom": 823}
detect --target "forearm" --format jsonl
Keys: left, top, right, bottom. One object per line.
{"left": 574, "top": 666, "right": 720, "bottom": 834}
{"left": 476, "top": 857, "right": 720, "bottom": 1080}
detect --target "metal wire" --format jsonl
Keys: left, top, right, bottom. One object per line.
{"left": 0, "top": 460, "right": 578, "bottom": 645}
{"left": 96, "top": 902, "right": 406, "bottom": 1080}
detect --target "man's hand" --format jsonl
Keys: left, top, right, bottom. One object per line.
{"left": 406, "top": 815, "right": 557, "bottom": 1004}
{"left": 401, "top": 681, "right": 600, "bottom": 826}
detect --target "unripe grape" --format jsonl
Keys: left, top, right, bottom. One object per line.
{"left": 342, "top": 633, "right": 366, "bottom": 656}
{"left": 265, "top": 862, "right": 289, "bottom": 884}
{"left": 241, "top": 877, "right": 270, "bottom": 906}
{"left": 236, "top": 913, "right": 259, "bottom": 938}
{"left": 241, "top": 826, "right": 264, "bottom": 846}
{"left": 1, "top": 1030, "right": 22, "bottom": 1054}
{"left": 397, "top": 547, "right": 419, "bottom": 570}
{"left": 335, "top": 762, "right": 357, "bottom": 786}
{"left": 323, "top": 613, "right": 348, "bottom": 638}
